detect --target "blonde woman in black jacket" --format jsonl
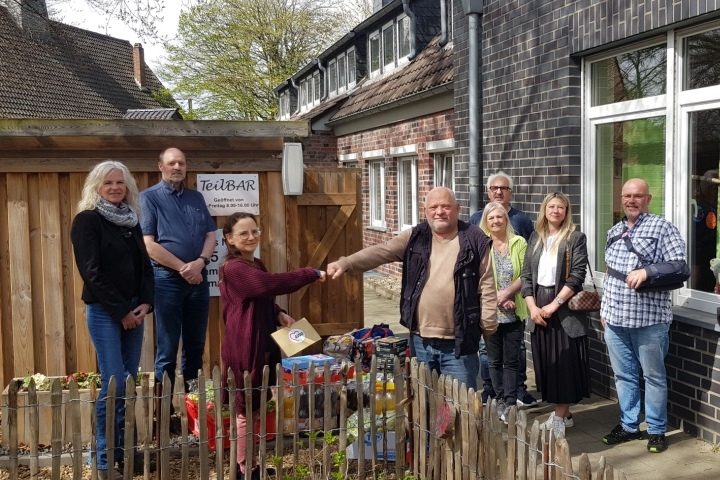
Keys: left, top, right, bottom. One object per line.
{"left": 521, "top": 192, "right": 590, "bottom": 435}
{"left": 71, "top": 161, "right": 154, "bottom": 480}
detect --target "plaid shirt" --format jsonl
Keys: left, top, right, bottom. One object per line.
{"left": 601, "top": 213, "right": 687, "bottom": 328}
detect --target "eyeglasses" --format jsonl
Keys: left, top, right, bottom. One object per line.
{"left": 489, "top": 186, "right": 511, "bottom": 192}
{"left": 233, "top": 229, "right": 262, "bottom": 239}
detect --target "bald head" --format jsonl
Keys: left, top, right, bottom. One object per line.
{"left": 621, "top": 178, "right": 652, "bottom": 224}
{"left": 424, "top": 187, "right": 460, "bottom": 238}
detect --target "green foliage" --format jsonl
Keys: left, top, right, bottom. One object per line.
{"left": 161, "top": 0, "right": 349, "bottom": 120}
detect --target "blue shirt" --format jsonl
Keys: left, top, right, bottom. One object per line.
{"left": 469, "top": 206, "right": 534, "bottom": 240}
{"left": 140, "top": 181, "right": 216, "bottom": 263}
{"left": 600, "top": 213, "right": 687, "bottom": 328}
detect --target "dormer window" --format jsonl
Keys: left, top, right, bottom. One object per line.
{"left": 328, "top": 48, "right": 357, "bottom": 98}
{"left": 368, "top": 13, "right": 413, "bottom": 79}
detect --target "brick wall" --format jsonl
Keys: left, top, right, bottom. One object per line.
{"left": 300, "top": 130, "right": 338, "bottom": 166}
{"left": 337, "top": 110, "right": 454, "bottom": 277}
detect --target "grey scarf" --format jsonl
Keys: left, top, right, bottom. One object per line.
{"left": 95, "top": 198, "right": 138, "bottom": 228}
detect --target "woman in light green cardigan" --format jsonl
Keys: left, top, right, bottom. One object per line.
{"left": 479, "top": 201, "right": 528, "bottom": 423}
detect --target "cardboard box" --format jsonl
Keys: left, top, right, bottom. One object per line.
{"left": 346, "top": 431, "right": 397, "bottom": 461}
{"left": 271, "top": 318, "right": 321, "bottom": 356}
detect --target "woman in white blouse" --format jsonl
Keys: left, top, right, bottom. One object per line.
{"left": 520, "top": 192, "right": 590, "bottom": 435}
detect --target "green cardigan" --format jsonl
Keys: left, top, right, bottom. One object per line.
{"left": 490, "top": 234, "right": 529, "bottom": 321}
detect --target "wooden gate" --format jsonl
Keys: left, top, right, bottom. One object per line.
{"left": 285, "top": 168, "right": 364, "bottom": 337}
{"left": 0, "top": 119, "right": 364, "bottom": 387}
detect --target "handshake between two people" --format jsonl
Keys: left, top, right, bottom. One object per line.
{"left": 311, "top": 262, "right": 347, "bottom": 281}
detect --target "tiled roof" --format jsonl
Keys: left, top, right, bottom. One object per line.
{"left": 124, "top": 108, "right": 182, "bottom": 120}
{"left": 330, "top": 35, "right": 452, "bottom": 122}
{"left": 292, "top": 90, "right": 351, "bottom": 121}
{"left": 0, "top": 7, "right": 170, "bottom": 119}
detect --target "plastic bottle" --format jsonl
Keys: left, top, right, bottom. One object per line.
{"left": 297, "top": 386, "right": 309, "bottom": 432}
{"left": 283, "top": 389, "right": 294, "bottom": 434}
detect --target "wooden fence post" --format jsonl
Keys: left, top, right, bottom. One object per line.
{"left": 123, "top": 375, "right": 137, "bottom": 480}
{"left": 555, "top": 438, "right": 573, "bottom": 480}
{"left": 273, "top": 364, "right": 284, "bottom": 480}
{"left": 51, "top": 378, "right": 63, "bottom": 480}
{"left": 69, "top": 381, "right": 82, "bottom": 480}
{"left": 259, "top": 365, "right": 270, "bottom": 480}
{"left": 161, "top": 372, "right": 173, "bottom": 480}
{"left": 578, "top": 453, "right": 592, "bottom": 480}
{"left": 517, "top": 409, "right": 528, "bottom": 480}
{"left": 28, "top": 378, "right": 39, "bottom": 478}
{"left": 140, "top": 375, "right": 151, "bottom": 480}
{"left": 213, "top": 366, "right": 224, "bottom": 479}
{"left": 243, "top": 371, "right": 253, "bottom": 480}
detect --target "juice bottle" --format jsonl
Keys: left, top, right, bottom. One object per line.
{"left": 283, "top": 390, "right": 294, "bottom": 434}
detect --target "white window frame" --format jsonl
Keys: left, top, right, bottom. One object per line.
{"left": 328, "top": 59, "right": 338, "bottom": 97}
{"left": 397, "top": 156, "right": 418, "bottom": 230}
{"left": 279, "top": 91, "right": 290, "bottom": 120}
{"left": 382, "top": 20, "right": 396, "bottom": 71}
{"left": 368, "top": 31, "right": 381, "bottom": 77}
{"left": 397, "top": 14, "right": 412, "bottom": 64}
{"left": 433, "top": 152, "right": 455, "bottom": 190}
{"left": 337, "top": 52, "right": 347, "bottom": 94}
{"left": 347, "top": 47, "right": 357, "bottom": 88}
{"left": 369, "top": 160, "right": 386, "bottom": 228}
{"left": 312, "top": 72, "right": 321, "bottom": 107}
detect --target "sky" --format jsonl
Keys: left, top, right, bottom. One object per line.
{"left": 51, "top": 1, "right": 183, "bottom": 71}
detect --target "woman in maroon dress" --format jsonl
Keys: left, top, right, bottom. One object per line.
{"left": 219, "top": 212, "right": 325, "bottom": 480}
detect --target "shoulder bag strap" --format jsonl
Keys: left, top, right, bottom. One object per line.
{"left": 566, "top": 248, "right": 599, "bottom": 292}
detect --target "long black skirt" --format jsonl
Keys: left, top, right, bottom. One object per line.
{"left": 530, "top": 286, "right": 590, "bottom": 404}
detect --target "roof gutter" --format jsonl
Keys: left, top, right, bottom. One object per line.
{"left": 402, "top": 0, "right": 417, "bottom": 60}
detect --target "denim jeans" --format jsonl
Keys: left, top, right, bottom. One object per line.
{"left": 410, "top": 333, "right": 479, "bottom": 390}
{"left": 153, "top": 267, "right": 209, "bottom": 386}
{"left": 86, "top": 303, "right": 144, "bottom": 470}
{"left": 604, "top": 322, "right": 670, "bottom": 435}
{"left": 485, "top": 320, "right": 524, "bottom": 405}
{"left": 479, "top": 334, "right": 529, "bottom": 394}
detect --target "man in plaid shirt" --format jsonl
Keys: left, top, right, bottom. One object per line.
{"left": 600, "top": 178, "right": 687, "bottom": 454}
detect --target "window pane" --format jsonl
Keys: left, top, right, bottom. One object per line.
{"left": 369, "top": 35, "right": 380, "bottom": 72}
{"left": 591, "top": 45, "right": 666, "bottom": 106}
{"left": 688, "top": 109, "right": 720, "bottom": 292}
{"left": 314, "top": 74, "right": 321, "bottom": 102}
{"left": 434, "top": 154, "right": 453, "bottom": 188}
{"left": 398, "top": 16, "right": 411, "bottom": 58}
{"left": 338, "top": 54, "right": 347, "bottom": 89}
{"left": 401, "top": 159, "right": 412, "bottom": 225}
{"left": 383, "top": 25, "right": 395, "bottom": 68}
{"left": 370, "top": 161, "right": 384, "bottom": 225}
{"left": 684, "top": 28, "right": 720, "bottom": 90}
{"left": 595, "top": 117, "right": 666, "bottom": 269}
{"left": 347, "top": 49, "right": 356, "bottom": 85}
{"left": 329, "top": 61, "right": 337, "bottom": 93}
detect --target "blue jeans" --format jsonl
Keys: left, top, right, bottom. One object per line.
{"left": 485, "top": 321, "right": 524, "bottom": 405}
{"left": 604, "top": 323, "right": 670, "bottom": 435}
{"left": 410, "top": 333, "right": 479, "bottom": 390}
{"left": 479, "top": 335, "right": 528, "bottom": 395}
{"left": 87, "top": 303, "right": 144, "bottom": 470}
{"left": 153, "top": 267, "right": 210, "bottom": 386}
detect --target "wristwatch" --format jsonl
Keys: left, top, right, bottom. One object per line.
{"left": 555, "top": 297, "right": 565, "bottom": 306}
{"left": 199, "top": 256, "right": 211, "bottom": 266}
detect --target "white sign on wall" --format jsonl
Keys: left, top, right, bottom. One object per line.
{"left": 206, "top": 229, "right": 228, "bottom": 297}
{"left": 197, "top": 173, "right": 259, "bottom": 216}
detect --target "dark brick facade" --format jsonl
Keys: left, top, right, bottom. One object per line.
{"left": 299, "top": 130, "right": 338, "bottom": 166}
{"left": 452, "top": 0, "right": 720, "bottom": 443}
{"left": 336, "top": 110, "right": 454, "bottom": 277}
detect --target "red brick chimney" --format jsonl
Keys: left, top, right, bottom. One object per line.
{"left": 133, "top": 43, "right": 146, "bottom": 89}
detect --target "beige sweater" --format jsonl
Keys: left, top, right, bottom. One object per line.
{"left": 337, "top": 229, "right": 498, "bottom": 337}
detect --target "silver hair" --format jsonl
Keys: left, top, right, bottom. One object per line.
{"left": 76, "top": 160, "right": 140, "bottom": 215}
{"left": 487, "top": 171, "right": 514, "bottom": 190}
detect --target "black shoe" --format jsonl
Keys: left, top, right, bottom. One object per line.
{"left": 602, "top": 424, "right": 643, "bottom": 445}
{"left": 481, "top": 388, "right": 495, "bottom": 405}
{"left": 647, "top": 434, "right": 668, "bottom": 453}
{"left": 169, "top": 415, "right": 183, "bottom": 436}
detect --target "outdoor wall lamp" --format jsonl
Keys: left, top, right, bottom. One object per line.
{"left": 282, "top": 142, "right": 304, "bottom": 195}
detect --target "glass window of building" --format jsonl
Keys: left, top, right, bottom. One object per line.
{"left": 398, "top": 157, "right": 418, "bottom": 230}
{"left": 347, "top": 48, "right": 356, "bottom": 86}
{"left": 434, "top": 153, "right": 454, "bottom": 189}
{"left": 369, "top": 161, "right": 386, "bottom": 228}
{"left": 338, "top": 53, "right": 347, "bottom": 92}
{"left": 369, "top": 32, "right": 381, "bottom": 75}
{"left": 382, "top": 22, "right": 395, "bottom": 70}
{"left": 398, "top": 15, "right": 412, "bottom": 59}
{"left": 328, "top": 59, "right": 338, "bottom": 95}
{"left": 313, "top": 72, "right": 321, "bottom": 105}
{"left": 591, "top": 44, "right": 666, "bottom": 106}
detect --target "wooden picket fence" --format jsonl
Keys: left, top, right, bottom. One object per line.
{"left": 0, "top": 357, "right": 627, "bottom": 480}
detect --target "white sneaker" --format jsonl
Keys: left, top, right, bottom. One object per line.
{"left": 543, "top": 413, "right": 574, "bottom": 429}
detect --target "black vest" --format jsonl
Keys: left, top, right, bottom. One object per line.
{"left": 400, "top": 221, "right": 492, "bottom": 357}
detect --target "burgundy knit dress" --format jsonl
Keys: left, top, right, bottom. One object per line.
{"left": 219, "top": 256, "right": 319, "bottom": 412}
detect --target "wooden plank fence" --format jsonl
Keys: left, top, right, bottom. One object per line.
{"left": 0, "top": 357, "right": 627, "bottom": 480}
